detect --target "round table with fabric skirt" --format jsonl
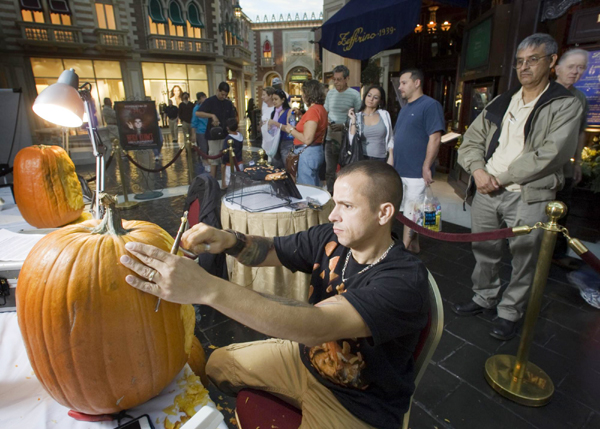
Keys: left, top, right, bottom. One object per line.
{"left": 221, "top": 185, "right": 333, "bottom": 302}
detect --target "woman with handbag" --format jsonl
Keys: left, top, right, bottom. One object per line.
{"left": 282, "top": 80, "right": 327, "bottom": 186}
{"left": 267, "top": 89, "right": 296, "bottom": 169}
{"left": 348, "top": 85, "right": 394, "bottom": 162}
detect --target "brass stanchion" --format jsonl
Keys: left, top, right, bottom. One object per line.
{"left": 227, "top": 139, "right": 235, "bottom": 177}
{"left": 257, "top": 148, "right": 268, "bottom": 166}
{"left": 184, "top": 133, "right": 194, "bottom": 184}
{"left": 484, "top": 201, "right": 567, "bottom": 406}
{"left": 113, "top": 139, "right": 139, "bottom": 210}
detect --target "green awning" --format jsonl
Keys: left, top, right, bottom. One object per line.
{"left": 148, "top": 0, "right": 167, "bottom": 24}
{"left": 188, "top": 4, "right": 205, "bottom": 28}
{"left": 169, "top": 1, "right": 184, "bottom": 26}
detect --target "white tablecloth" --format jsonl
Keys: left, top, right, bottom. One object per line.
{"left": 0, "top": 312, "right": 227, "bottom": 429}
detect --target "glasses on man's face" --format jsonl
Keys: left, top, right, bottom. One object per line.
{"left": 513, "top": 54, "right": 551, "bottom": 69}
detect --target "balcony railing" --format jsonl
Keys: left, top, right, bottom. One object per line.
{"left": 147, "top": 35, "right": 216, "bottom": 54}
{"left": 17, "top": 21, "right": 84, "bottom": 45}
{"left": 94, "top": 29, "right": 129, "bottom": 49}
{"left": 224, "top": 45, "right": 253, "bottom": 63}
{"left": 261, "top": 57, "right": 274, "bottom": 67}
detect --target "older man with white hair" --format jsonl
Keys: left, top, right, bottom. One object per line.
{"left": 453, "top": 34, "right": 584, "bottom": 340}
{"left": 555, "top": 49, "right": 589, "bottom": 184}
{"left": 552, "top": 48, "right": 589, "bottom": 269}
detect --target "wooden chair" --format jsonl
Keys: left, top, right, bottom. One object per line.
{"left": 235, "top": 270, "right": 444, "bottom": 429}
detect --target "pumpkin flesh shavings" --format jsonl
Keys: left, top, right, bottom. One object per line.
{"left": 180, "top": 304, "right": 195, "bottom": 355}
{"left": 162, "top": 367, "right": 211, "bottom": 429}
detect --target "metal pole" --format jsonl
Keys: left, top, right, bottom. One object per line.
{"left": 113, "top": 139, "right": 138, "bottom": 210}
{"left": 82, "top": 97, "right": 104, "bottom": 219}
{"left": 484, "top": 201, "right": 567, "bottom": 407}
{"left": 185, "top": 132, "right": 194, "bottom": 184}
{"left": 228, "top": 139, "right": 235, "bottom": 177}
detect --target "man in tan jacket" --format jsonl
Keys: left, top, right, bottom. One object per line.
{"left": 453, "top": 34, "right": 583, "bottom": 340}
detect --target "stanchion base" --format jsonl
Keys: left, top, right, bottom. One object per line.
{"left": 134, "top": 191, "right": 164, "bottom": 201}
{"left": 116, "top": 201, "right": 139, "bottom": 210}
{"left": 485, "top": 354, "right": 554, "bottom": 407}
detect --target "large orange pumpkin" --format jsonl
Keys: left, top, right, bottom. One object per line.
{"left": 16, "top": 195, "right": 195, "bottom": 415}
{"left": 14, "top": 144, "right": 84, "bottom": 228}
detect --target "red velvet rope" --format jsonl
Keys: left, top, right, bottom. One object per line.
{"left": 125, "top": 147, "right": 184, "bottom": 172}
{"left": 192, "top": 146, "right": 224, "bottom": 160}
{"left": 579, "top": 250, "right": 600, "bottom": 276}
{"left": 395, "top": 213, "right": 516, "bottom": 242}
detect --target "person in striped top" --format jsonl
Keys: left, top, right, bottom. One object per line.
{"left": 324, "top": 65, "right": 362, "bottom": 194}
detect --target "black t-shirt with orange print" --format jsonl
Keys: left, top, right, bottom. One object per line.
{"left": 274, "top": 223, "right": 429, "bottom": 429}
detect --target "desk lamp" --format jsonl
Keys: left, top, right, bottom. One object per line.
{"left": 32, "top": 68, "right": 106, "bottom": 219}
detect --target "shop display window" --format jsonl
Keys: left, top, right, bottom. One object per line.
{"left": 30, "top": 57, "right": 125, "bottom": 127}
{"left": 142, "top": 62, "right": 208, "bottom": 111}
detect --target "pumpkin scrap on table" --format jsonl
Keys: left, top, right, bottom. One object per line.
{"left": 13, "top": 145, "right": 84, "bottom": 228}
{"left": 163, "top": 367, "right": 211, "bottom": 429}
{"left": 16, "top": 194, "right": 196, "bottom": 415}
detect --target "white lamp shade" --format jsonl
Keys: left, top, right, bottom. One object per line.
{"left": 33, "top": 70, "right": 85, "bottom": 127}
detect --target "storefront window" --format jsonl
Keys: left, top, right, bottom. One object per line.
{"left": 142, "top": 62, "right": 209, "bottom": 108}
{"left": 63, "top": 59, "right": 95, "bottom": 79}
{"left": 30, "top": 58, "right": 125, "bottom": 126}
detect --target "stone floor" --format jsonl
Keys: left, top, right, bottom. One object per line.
{"left": 76, "top": 140, "right": 600, "bottom": 429}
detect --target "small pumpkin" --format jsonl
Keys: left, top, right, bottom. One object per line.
{"left": 187, "top": 335, "right": 209, "bottom": 387}
{"left": 17, "top": 195, "right": 195, "bottom": 415}
{"left": 13, "top": 144, "right": 84, "bottom": 228}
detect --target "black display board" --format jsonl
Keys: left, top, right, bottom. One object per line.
{"left": 114, "top": 101, "right": 160, "bottom": 150}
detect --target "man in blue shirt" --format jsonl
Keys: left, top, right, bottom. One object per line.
{"left": 388, "top": 69, "right": 445, "bottom": 253}
{"left": 192, "top": 92, "right": 208, "bottom": 173}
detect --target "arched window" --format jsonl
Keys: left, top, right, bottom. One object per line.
{"left": 263, "top": 39, "right": 272, "bottom": 58}
{"left": 224, "top": 13, "right": 232, "bottom": 45}
{"left": 148, "top": 0, "right": 166, "bottom": 35}
{"left": 49, "top": 0, "right": 72, "bottom": 25}
{"left": 168, "top": 1, "right": 184, "bottom": 37}
{"left": 186, "top": 2, "right": 204, "bottom": 39}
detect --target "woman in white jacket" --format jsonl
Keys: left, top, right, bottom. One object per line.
{"left": 347, "top": 85, "right": 394, "bottom": 162}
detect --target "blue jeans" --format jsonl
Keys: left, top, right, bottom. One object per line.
{"left": 153, "top": 129, "right": 164, "bottom": 157}
{"left": 297, "top": 144, "right": 324, "bottom": 187}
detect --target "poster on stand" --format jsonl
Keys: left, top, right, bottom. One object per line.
{"left": 114, "top": 101, "right": 160, "bottom": 150}
{"left": 573, "top": 50, "right": 600, "bottom": 127}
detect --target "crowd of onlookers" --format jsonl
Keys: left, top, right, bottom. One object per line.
{"left": 255, "top": 33, "right": 591, "bottom": 341}
{"left": 103, "top": 32, "right": 595, "bottom": 428}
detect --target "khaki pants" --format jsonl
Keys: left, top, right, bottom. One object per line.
{"left": 206, "top": 339, "right": 375, "bottom": 429}
{"left": 470, "top": 190, "right": 547, "bottom": 321}
{"left": 169, "top": 118, "right": 178, "bottom": 142}
{"left": 181, "top": 121, "right": 192, "bottom": 145}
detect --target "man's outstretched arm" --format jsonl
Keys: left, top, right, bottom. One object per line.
{"left": 120, "top": 242, "right": 371, "bottom": 346}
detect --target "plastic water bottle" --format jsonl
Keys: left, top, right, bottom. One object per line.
{"left": 422, "top": 187, "right": 441, "bottom": 232}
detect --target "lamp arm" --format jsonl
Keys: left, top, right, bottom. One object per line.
{"left": 79, "top": 86, "right": 105, "bottom": 219}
